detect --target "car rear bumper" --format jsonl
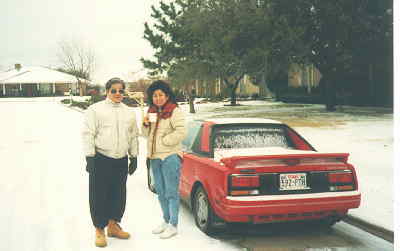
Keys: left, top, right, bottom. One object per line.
{"left": 215, "top": 190, "right": 361, "bottom": 223}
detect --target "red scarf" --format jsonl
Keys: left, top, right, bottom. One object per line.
{"left": 147, "top": 102, "right": 177, "bottom": 119}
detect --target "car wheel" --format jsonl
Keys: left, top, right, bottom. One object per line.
{"left": 193, "top": 186, "right": 217, "bottom": 235}
{"left": 318, "top": 216, "right": 341, "bottom": 228}
{"left": 147, "top": 161, "right": 156, "bottom": 194}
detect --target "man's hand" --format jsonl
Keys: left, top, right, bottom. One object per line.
{"left": 86, "top": 156, "right": 95, "bottom": 173}
{"left": 128, "top": 157, "right": 138, "bottom": 175}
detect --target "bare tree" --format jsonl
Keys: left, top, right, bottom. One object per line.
{"left": 57, "top": 40, "right": 95, "bottom": 96}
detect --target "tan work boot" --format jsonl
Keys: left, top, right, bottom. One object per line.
{"left": 95, "top": 228, "right": 107, "bottom": 247}
{"left": 107, "top": 220, "right": 130, "bottom": 239}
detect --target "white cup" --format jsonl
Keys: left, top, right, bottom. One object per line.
{"left": 148, "top": 113, "right": 157, "bottom": 123}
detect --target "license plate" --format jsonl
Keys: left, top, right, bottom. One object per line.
{"left": 279, "top": 173, "right": 309, "bottom": 191}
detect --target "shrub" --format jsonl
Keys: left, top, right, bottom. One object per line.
{"left": 122, "top": 97, "right": 140, "bottom": 107}
{"left": 61, "top": 99, "right": 71, "bottom": 104}
{"left": 71, "top": 100, "right": 90, "bottom": 109}
{"left": 89, "top": 94, "right": 105, "bottom": 105}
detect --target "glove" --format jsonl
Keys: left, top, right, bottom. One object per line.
{"left": 146, "top": 158, "right": 151, "bottom": 169}
{"left": 86, "top": 156, "right": 95, "bottom": 173}
{"left": 128, "top": 157, "right": 138, "bottom": 175}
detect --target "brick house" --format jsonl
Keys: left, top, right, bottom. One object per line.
{"left": 288, "top": 64, "right": 322, "bottom": 92}
{"left": 126, "top": 79, "right": 152, "bottom": 102}
{"left": 193, "top": 76, "right": 260, "bottom": 98}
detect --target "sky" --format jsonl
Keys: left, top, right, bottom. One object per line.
{"left": 0, "top": 0, "right": 162, "bottom": 84}
{"left": 0, "top": 0, "right": 398, "bottom": 86}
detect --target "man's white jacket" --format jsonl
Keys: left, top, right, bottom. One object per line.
{"left": 82, "top": 98, "right": 139, "bottom": 159}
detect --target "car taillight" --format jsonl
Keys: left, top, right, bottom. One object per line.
{"left": 328, "top": 171, "right": 355, "bottom": 191}
{"left": 328, "top": 172, "right": 354, "bottom": 183}
{"left": 231, "top": 175, "right": 260, "bottom": 187}
{"left": 229, "top": 175, "right": 260, "bottom": 196}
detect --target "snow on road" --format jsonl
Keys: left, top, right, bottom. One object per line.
{"left": 0, "top": 98, "right": 241, "bottom": 251}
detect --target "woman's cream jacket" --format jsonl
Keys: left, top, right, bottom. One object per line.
{"left": 141, "top": 107, "right": 186, "bottom": 160}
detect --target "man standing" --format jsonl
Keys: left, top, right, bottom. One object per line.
{"left": 82, "top": 77, "right": 138, "bottom": 247}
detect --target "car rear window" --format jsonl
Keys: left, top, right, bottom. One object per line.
{"left": 212, "top": 124, "right": 294, "bottom": 150}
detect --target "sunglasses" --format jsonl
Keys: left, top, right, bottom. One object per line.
{"left": 110, "top": 89, "right": 125, "bottom": 94}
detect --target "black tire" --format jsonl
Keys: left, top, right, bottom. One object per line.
{"left": 193, "top": 186, "right": 218, "bottom": 235}
{"left": 318, "top": 216, "right": 342, "bottom": 228}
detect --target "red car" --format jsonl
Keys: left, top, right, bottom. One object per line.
{"left": 147, "top": 118, "right": 361, "bottom": 235}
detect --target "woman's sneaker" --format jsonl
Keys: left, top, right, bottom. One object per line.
{"left": 159, "top": 225, "right": 177, "bottom": 239}
{"left": 152, "top": 222, "right": 169, "bottom": 234}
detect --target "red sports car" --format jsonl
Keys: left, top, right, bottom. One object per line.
{"left": 147, "top": 118, "right": 361, "bottom": 235}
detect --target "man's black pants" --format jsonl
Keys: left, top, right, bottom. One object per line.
{"left": 89, "top": 152, "right": 128, "bottom": 229}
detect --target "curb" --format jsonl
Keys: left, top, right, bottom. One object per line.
{"left": 343, "top": 215, "right": 393, "bottom": 243}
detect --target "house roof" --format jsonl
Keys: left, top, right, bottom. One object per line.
{"left": 0, "top": 66, "right": 90, "bottom": 84}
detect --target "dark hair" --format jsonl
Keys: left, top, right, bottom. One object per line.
{"left": 105, "top": 77, "right": 125, "bottom": 91}
{"left": 146, "top": 80, "right": 177, "bottom": 106}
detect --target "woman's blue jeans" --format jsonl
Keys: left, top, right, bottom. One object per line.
{"left": 150, "top": 154, "right": 182, "bottom": 227}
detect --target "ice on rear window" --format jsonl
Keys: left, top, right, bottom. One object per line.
{"left": 213, "top": 127, "right": 291, "bottom": 150}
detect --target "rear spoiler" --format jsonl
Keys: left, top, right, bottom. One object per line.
{"left": 220, "top": 153, "right": 350, "bottom": 168}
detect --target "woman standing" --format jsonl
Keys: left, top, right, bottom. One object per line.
{"left": 142, "top": 80, "right": 186, "bottom": 239}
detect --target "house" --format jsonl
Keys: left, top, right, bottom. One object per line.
{"left": 126, "top": 79, "right": 152, "bottom": 101}
{"left": 288, "top": 64, "right": 322, "bottom": 92}
{"left": 193, "top": 76, "right": 260, "bottom": 98}
{"left": 125, "top": 76, "right": 260, "bottom": 100}
{"left": 0, "top": 64, "right": 90, "bottom": 97}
